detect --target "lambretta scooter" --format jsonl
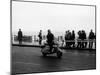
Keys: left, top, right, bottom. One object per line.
{"left": 41, "top": 42, "right": 63, "bottom": 58}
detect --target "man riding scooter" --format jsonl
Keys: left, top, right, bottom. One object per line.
{"left": 47, "top": 29, "right": 54, "bottom": 53}
{"left": 41, "top": 29, "right": 63, "bottom": 58}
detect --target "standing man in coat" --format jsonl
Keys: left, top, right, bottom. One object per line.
{"left": 88, "top": 29, "right": 94, "bottom": 48}
{"left": 18, "top": 29, "right": 23, "bottom": 45}
{"left": 38, "top": 30, "right": 42, "bottom": 45}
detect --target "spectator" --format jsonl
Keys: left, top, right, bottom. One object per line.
{"left": 71, "top": 30, "right": 75, "bottom": 47}
{"left": 18, "top": 29, "right": 23, "bottom": 45}
{"left": 88, "top": 29, "right": 94, "bottom": 48}
{"left": 65, "top": 31, "right": 70, "bottom": 48}
{"left": 65, "top": 31, "right": 68, "bottom": 47}
{"left": 38, "top": 30, "right": 42, "bottom": 45}
{"left": 94, "top": 33, "right": 96, "bottom": 49}
{"left": 58, "top": 36, "right": 60, "bottom": 41}
{"left": 34, "top": 35, "right": 36, "bottom": 42}
{"left": 83, "top": 30, "right": 87, "bottom": 48}
{"left": 77, "top": 30, "right": 81, "bottom": 48}
{"left": 60, "top": 36, "right": 64, "bottom": 47}
{"left": 68, "top": 31, "right": 72, "bottom": 48}
{"left": 81, "top": 30, "right": 87, "bottom": 48}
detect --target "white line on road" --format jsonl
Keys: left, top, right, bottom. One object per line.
{"left": 14, "top": 61, "right": 41, "bottom": 66}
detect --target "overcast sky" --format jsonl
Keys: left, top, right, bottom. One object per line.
{"left": 12, "top": 1, "right": 95, "bottom": 36}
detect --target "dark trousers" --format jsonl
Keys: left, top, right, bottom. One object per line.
{"left": 65, "top": 41, "right": 69, "bottom": 48}
{"left": 77, "top": 42, "right": 81, "bottom": 48}
{"left": 19, "top": 40, "right": 22, "bottom": 45}
{"left": 89, "top": 41, "right": 93, "bottom": 48}
{"left": 39, "top": 39, "right": 42, "bottom": 45}
{"left": 48, "top": 42, "right": 53, "bottom": 52}
{"left": 81, "top": 40, "right": 84, "bottom": 48}
{"left": 84, "top": 42, "right": 87, "bottom": 48}
{"left": 72, "top": 42, "right": 75, "bottom": 47}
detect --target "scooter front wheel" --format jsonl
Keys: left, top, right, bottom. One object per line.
{"left": 42, "top": 53, "right": 47, "bottom": 57}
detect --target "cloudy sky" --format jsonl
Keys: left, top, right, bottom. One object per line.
{"left": 12, "top": 1, "right": 95, "bottom": 36}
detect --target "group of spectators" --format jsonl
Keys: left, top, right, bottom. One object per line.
{"left": 64, "top": 29, "right": 95, "bottom": 49}
{"left": 65, "top": 30, "right": 75, "bottom": 48}
{"left": 77, "top": 30, "right": 87, "bottom": 48}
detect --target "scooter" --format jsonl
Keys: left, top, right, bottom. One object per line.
{"left": 41, "top": 43, "right": 63, "bottom": 58}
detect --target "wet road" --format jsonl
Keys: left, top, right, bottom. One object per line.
{"left": 12, "top": 46, "right": 96, "bottom": 74}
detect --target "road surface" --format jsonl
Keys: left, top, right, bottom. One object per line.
{"left": 12, "top": 46, "right": 96, "bottom": 74}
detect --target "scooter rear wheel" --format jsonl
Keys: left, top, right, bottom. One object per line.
{"left": 57, "top": 52, "right": 62, "bottom": 58}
